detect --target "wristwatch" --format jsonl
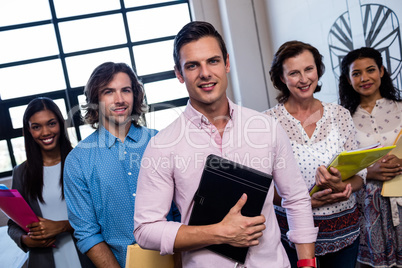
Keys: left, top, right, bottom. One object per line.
{"left": 297, "top": 257, "right": 317, "bottom": 268}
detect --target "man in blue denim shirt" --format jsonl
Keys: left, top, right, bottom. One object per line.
{"left": 64, "top": 62, "right": 180, "bottom": 267}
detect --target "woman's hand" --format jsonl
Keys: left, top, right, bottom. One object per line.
{"left": 315, "top": 165, "right": 346, "bottom": 193}
{"left": 367, "top": 154, "right": 402, "bottom": 181}
{"left": 311, "top": 184, "right": 352, "bottom": 208}
{"left": 21, "top": 234, "right": 56, "bottom": 248}
{"left": 27, "top": 217, "right": 72, "bottom": 240}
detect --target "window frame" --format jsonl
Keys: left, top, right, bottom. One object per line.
{"left": 0, "top": 0, "right": 191, "bottom": 178}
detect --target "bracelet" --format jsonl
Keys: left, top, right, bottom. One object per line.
{"left": 297, "top": 257, "right": 317, "bottom": 268}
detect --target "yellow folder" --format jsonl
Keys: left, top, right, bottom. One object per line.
{"left": 125, "top": 244, "right": 175, "bottom": 268}
{"left": 381, "top": 133, "right": 402, "bottom": 197}
{"left": 310, "top": 145, "right": 396, "bottom": 195}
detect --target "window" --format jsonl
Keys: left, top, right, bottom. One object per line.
{"left": 0, "top": 0, "right": 191, "bottom": 177}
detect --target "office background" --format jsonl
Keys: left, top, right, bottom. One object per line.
{"left": 1, "top": 0, "right": 401, "bottom": 178}
{"left": 0, "top": 0, "right": 401, "bottom": 266}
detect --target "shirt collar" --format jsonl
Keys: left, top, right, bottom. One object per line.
{"left": 357, "top": 98, "right": 386, "bottom": 112}
{"left": 277, "top": 101, "right": 326, "bottom": 119}
{"left": 98, "top": 123, "right": 140, "bottom": 148}
{"left": 183, "top": 98, "right": 235, "bottom": 128}
{"left": 375, "top": 98, "right": 386, "bottom": 105}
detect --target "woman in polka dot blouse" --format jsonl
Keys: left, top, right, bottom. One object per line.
{"left": 339, "top": 47, "right": 402, "bottom": 268}
{"left": 265, "top": 41, "right": 365, "bottom": 268}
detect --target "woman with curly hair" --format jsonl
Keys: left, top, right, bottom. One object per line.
{"left": 339, "top": 47, "right": 402, "bottom": 268}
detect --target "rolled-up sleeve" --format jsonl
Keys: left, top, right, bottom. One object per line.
{"left": 134, "top": 144, "right": 183, "bottom": 255}
{"left": 272, "top": 124, "right": 319, "bottom": 243}
{"left": 64, "top": 150, "right": 104, "bottom": 254}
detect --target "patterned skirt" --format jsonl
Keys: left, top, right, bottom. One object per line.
{"left": 276, "top": 205, "right": 360, "bottom": 256}
{"left": 357, "top": 181, "right": 402, "bottom": 267}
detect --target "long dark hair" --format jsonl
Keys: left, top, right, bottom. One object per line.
{"left": 83, "top": 62, "right": 146, "bottom": 128}
{"left": 22, "top": 97, "right": 73, "bottom": 203}
{"left": 339, "top": 47, "right": 401, "bottom": 115}
{"left": 269, "top": 40, "right": 325, "bottom": 103}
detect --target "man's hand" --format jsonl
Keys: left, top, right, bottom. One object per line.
{"left": 311, "top": 184, "right": 352, "bottom": 208}
{"left": 367, "top": 154, "right": 402, "bottom": 181}
{"left": 173, "top": 194, "right": 266, "bottom": 252}
{"left": 217, "top": 193, "right": 266, "bottom": 247}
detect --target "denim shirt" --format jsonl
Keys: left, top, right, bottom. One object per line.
{"left": 64, "top": 124, "right": 179, "bottom": 267}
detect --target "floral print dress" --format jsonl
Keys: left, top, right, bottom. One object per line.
{"left": 353, "top": 98, "right": 402, "bottom": 267}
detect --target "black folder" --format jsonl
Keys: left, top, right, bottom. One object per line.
{"left": 188, "top": 154, "right": 273, "bottom": 264}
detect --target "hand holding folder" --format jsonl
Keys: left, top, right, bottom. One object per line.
{"left": 188, "top": 154, "right": 272, "bottom": 264}
{"left": 0, "top": 188, "right": 39, "bottom": 232}
{"left": 310, "top": 145, "right": 396, "bottom": 195}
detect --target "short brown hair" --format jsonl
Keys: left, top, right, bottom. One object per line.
{"left": 173, "top": 21, "right": 228, "bottom": 75}
{"left": 270, "top": 41, "right": 325, "bottom": 103}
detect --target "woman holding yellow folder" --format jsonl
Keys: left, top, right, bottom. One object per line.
{"left": 339, "top": 47, "right": 402, "bottom": 268}
{"left": 7, "top": 97, "right": 94, "bottom": 268}
{"left": 265, "top": 41, "right": 365, "bottom": 268}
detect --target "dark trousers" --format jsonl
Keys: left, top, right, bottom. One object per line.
{"left": 282, "top": 238, "right": 359, "bottom": 268}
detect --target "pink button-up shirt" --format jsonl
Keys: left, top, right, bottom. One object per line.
{"left": 134, "top": 99, "right": 318, "bottom": 267}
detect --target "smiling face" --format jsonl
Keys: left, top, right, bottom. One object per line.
{"left": 28, "top": 109, "right": 61, "bottom": 153}
{"left": 348, "top": 57, "right": 384, "bottom": 99}
{"left": 98, "top": 72, "right": 134, "bottom": 133}
{"left": 281, "top": 50, "right": 318, "bottom": 102}
{"left": 175, "top": 36, "right": 230, "bottom": 113}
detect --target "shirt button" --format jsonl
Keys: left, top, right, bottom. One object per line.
{"left": 133, "top": 193, "right": 136, "bottom": 197}
{"left": 212, "top": 129, "right": 216, "bottom": 133}
{"left": 124, "top": 151, "right": 127, "bottom": 154}
{"left": 128, "top": 172, "right": 132, "bottom": 175}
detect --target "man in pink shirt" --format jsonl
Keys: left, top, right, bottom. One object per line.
{"left": 134, "top": 21, "right": 318, "bottom": 268}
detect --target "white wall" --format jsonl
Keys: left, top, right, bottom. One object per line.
{"left": 189, "top": 0, "right": 402, "bottom": 111}
{"left": 264, "top": 0, "right": 402, "bottom": 103}
{"left": 190, "top": 0, "right": 274, "bottom": 111}
{"left": 189, "top": 0, "right": 236, "bottom": 102}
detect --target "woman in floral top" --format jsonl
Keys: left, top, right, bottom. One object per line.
{"left": 339, "top": 47, "right": 402, "bottom": 268}
{"left": 265, "top": 40, "right": 365, "bottom": 268}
